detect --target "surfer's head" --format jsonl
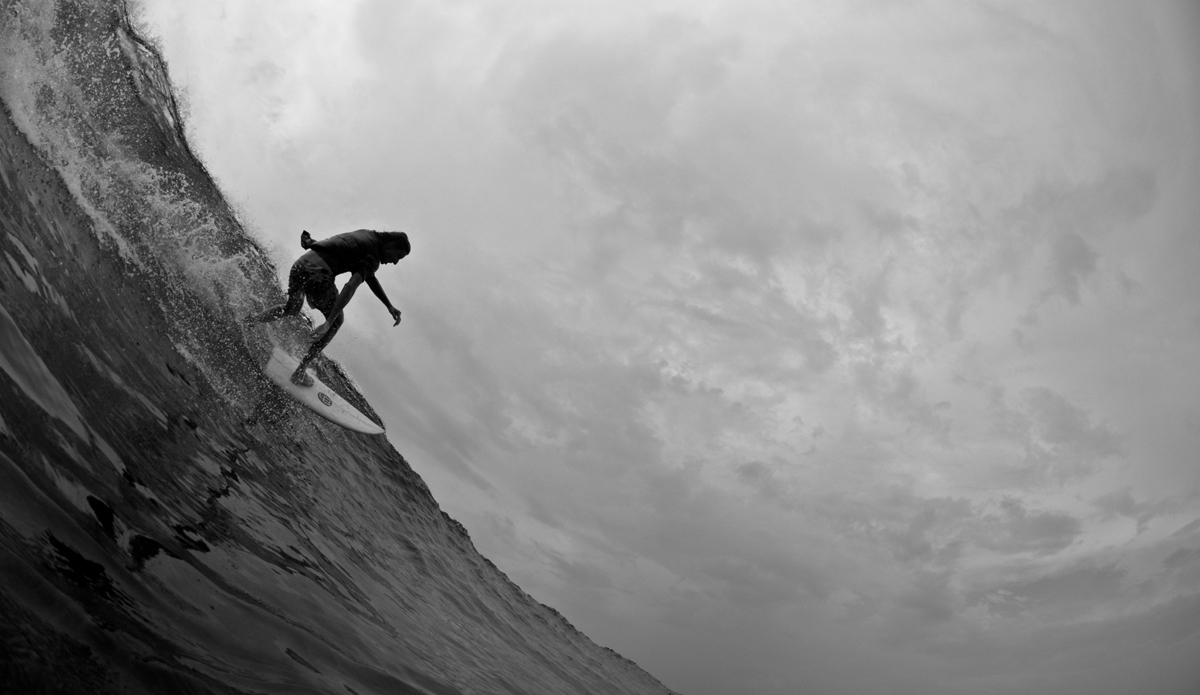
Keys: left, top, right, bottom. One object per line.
{"left": 381, "top": 231, "right": 410, "bottom": 264}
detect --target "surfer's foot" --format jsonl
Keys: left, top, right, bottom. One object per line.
{"left": 290, "top": 366, "right": 314, "bottom": 387}
{"left": 300, "top": 230, "right": 313, "bottom": 249}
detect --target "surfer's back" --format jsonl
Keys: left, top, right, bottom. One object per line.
{"left": 306, "top": 229, "right": 386, "bottom": 276}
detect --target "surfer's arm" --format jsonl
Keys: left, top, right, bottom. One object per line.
{"left": 366, "top": 275, "right": 401, "bottom": 326}
{"left": 312, "top": 273, "right": 364, "bottom": 340}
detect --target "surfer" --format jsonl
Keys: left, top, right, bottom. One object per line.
{"left": 249, "top": 229, "right": 410, "bottom": 386}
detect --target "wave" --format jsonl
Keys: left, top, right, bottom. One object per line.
{"left": 0, "top": 1, "right": 678, "bottom": 693}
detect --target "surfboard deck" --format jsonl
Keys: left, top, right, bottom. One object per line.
{"left": 263, "top": 347, "right": 385, "bottom": 435}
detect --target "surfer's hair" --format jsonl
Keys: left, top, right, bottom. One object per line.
{"left": 382, "top": 231, "right": 410, "bottom": 258}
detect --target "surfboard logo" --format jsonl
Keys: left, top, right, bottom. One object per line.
{"left": 318, "top": 392, "right": 333, "bottom": 407}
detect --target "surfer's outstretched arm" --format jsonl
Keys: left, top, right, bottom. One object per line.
{"left": 366, "top": 275, "right": 401, "bottom": 325}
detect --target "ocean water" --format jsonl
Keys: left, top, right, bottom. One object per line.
{"left": 0, "top": 1, "right": 678, "bottom": 693}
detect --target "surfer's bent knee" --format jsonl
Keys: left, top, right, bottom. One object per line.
{"left": 287, "top": 257, "right": 336, "bottom": 317}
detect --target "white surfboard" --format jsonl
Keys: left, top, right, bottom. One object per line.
{"left": 264, "top": 347, "right": 384, "bottom": 435}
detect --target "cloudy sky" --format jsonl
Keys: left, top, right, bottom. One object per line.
{"left": 137, "top": 1, "right": 1200, "bottom": 693}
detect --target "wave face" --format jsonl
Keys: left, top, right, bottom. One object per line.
{"left": 0, "top": 2, "right": 678, "bottom": 693}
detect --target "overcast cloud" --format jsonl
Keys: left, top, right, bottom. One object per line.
{"left": 138, "top": 1, "right": 1200, "bottom": 693}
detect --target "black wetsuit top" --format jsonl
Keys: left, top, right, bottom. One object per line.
{"left": 302, "top": 229, "right": 386, "bottom": 277}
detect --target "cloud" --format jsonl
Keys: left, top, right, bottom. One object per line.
{"left": 883, "top": 497, "right": 972, "bottom": 565}
{"left": 545, "top": 549, "right": 616, "bottom": 590}
{"left": 969, "top": 386, "right": 1121, "bottom": 488}
{"left": 1092, "top": 487, "right": 1172, "bottom": 533}
{"left": 973, "top": 497, "right": 1083, "bottom": 555}
{"left": 898, "top": 570, "right": 959, "bottom": 624}
{"left": 1047, "top": 233, "right": 1098, "bottom": 305}
{"left": 1011, "top": 169, "right": 1159, "bottom": 309}
{"left": 1022, "top": 388, "right": 1115, "bottom": 451}
{"left": 1162, "top": 546, "right": 1200, "bottom": 570}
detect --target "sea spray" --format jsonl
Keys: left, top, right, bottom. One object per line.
{"left": 1, "top": 0, "right": 282, "bottom": 413}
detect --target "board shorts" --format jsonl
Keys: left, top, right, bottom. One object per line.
{"left": 288, "top": 255, "right": 338, "bottom": 316}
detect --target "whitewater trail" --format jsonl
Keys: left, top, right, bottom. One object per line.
{"left": 0, "top": 1, "right": 680, "bottom": 693}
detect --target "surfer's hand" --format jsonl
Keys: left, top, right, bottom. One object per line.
{"left": 311, "top": 322, "right": 330, "bottom": 341}
{"left": 389, "top": 307, "right": 401, "bottom": 326}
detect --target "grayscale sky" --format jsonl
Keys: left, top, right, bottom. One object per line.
{"left": 138, "top": 1, "right": 1200, "bottom": 693}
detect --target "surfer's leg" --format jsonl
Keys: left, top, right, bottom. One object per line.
{"left": 290, "top": 363, "right": 315, "bottom": 387}
{"left": 247, "top": 261, "right": 309, "bottom": 323}
{"left": 292, "top": 312, "right": 342, "bottom": 380}
{"left": 289, "top": 277, "right": 340, "bottom": 385}
{"left": 311, "top": 313, "right": 344, "bottom": 353}
{"left": 248, "top": 294, "right": 302, "bottom": 323}
{"left": 281, "top": 262, "right": 313, "bottom": 317}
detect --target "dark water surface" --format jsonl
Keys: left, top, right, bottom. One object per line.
{"left": 0, "top": 2, "right": 678, "bottom": 693}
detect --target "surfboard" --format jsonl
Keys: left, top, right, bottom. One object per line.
{"left": 263, "top": 347, "right": 385, "bottom": 435}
